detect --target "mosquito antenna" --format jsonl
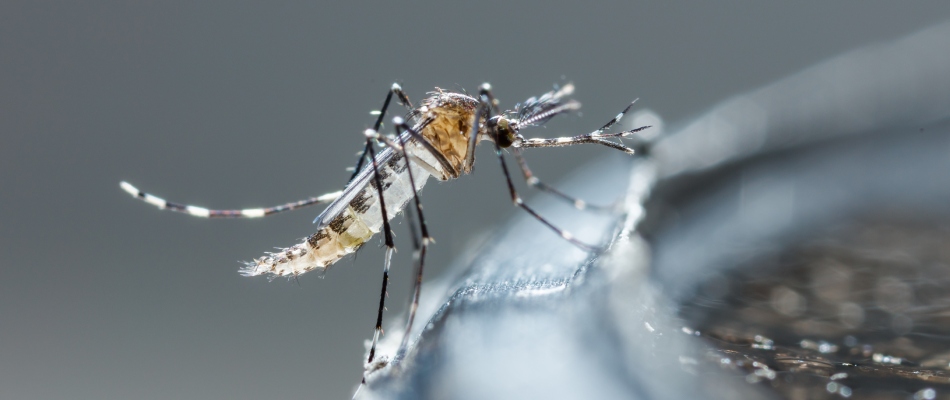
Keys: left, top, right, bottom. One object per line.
{"left": 514, "top": 83, "right": 581, "bottom": 129}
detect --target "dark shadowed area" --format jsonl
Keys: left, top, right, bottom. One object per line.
{"left": 2, "top": 2, "right": 950, "bottom": 399}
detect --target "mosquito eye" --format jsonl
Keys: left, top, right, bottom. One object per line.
{"left": 494, "top": 118, "right": 515, "bottom": 148}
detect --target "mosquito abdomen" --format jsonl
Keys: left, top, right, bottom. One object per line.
{"left": 241, "top": 148, "right": 435, "bottom": 278}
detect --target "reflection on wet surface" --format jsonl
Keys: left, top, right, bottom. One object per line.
{"left": 680, "top": 222, "right": 950, "bottom": 399}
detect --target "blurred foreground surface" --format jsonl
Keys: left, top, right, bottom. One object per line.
{"left": 362, "top": 21, "right": 950, "bottom": 399}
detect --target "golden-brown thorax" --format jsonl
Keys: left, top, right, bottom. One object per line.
{"left": 416, "top": 92, "right": 479, "bottom": 178}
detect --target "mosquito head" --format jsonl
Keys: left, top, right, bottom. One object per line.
{"left": 487, "top": 115, "right": 516, "bottom": 148}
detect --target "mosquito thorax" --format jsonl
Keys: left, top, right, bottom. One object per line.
{"left": 488, "top": 115, "right": 516, "bottom": 148}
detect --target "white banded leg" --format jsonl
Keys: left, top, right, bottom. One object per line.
{"left": 119, "top": 181, "right": 341, "bottom": 218}
{"left": 462, "top": 83, "right": 497, "bottom": 174}
{"left": 365, "top": 131, "right": 396, "bottom": 367}
{"left": 354, "top": 87, "right": 416, "bottom": 360}
{"left": 391, "top": 119, "right": 432, "bottom": 356}
{"left": 477, "top": 91, "right": 602, "bottom": 252}
{"left": 516, "top": 100, "right": 651, "bottom": 154}
{"left": 511, "top": 147, "right": 617, "bottom": 212}
{"left": 511, "top": 103, "right": 651, "bottom": 211}
{"left": 359, "top": 119, "right": 436, "bottom": 358}
{"left": 349, "top": 83, "right": 414, "bottom": 184}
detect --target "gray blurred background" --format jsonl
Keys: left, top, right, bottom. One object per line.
{"left": 3, "top": 2, "right": 950, "bottom": 399}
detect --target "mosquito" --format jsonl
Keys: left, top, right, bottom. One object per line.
{"left": 120, "top": 82, "right": 650, "bottom": 380}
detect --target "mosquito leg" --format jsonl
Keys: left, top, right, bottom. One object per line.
{"left": 350, "top": 94, "right": 414, "bottom": 379}
{"left": 363, "top": 118, "right": 439, "bottom": 355}
{"left": 494, "top": 145, "right": 600, "bottom": 251}
{"left": 348, "top": 83, "right": 414, "bottom": 184}
{"left": 516, "top": 127, "right": 650, "bottom": 153}
{"left": 462, "top": 83, "right": 495, "bottom": 174}
{"left": 516, "top": 100, "right": 651, "bottom": 154}
{"left": 119, "top": 181, "right": 341, "bottom": 218}
{"left": 118, "top": 90, "right": 415, "bottom": 219}
{"left": 510, "top": 148, "right": 616, "bottom": 212}
{"left": 480, "top": 95, "right": 601, "bottom": 252}
{"left": 365, "top": 134, "right": 396, "bottom": 366}
{"left": 391, "top": 123, "right": 431, "bottom": 356}
{"left": 349, "top": 141, "right": 373, "bottom": 184}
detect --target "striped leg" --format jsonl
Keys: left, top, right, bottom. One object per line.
{"left": 508, "top": 103, "right": 650, "bottom": 212}
{"left": 516, "top": 100, "right": 651, "bottom": 154}
{"left": 330, "top": 88, "right": 417, "bottom": 366}
{"left": 462, "top": 83, "right": 497, "bottom": 174}
{"left": 365, "top": 131, "right": 396, "bottom": 367}
{"left": 357, "top": 118, "right": 436, "bottom": 361}
{"left": 348, "top": 83, "right": 414, "bottom": 184}
{"left": 119, "top": 181, "right": 341, "bottom": 218}
{"left": 510, "top": 147, "right": 616, "bottom": 212}
{"left": 121, "top": 84, "right": 415, "bottom": 220}
{"left": 392, "top": 120, "right": 432, "bottom": 356}
{"left": 477, "top": 92, "right": 602, "bottom": 252}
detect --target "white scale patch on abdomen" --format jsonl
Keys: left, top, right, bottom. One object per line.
{"left": 241, "top": 147, "right": 436, "bottom": 278}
